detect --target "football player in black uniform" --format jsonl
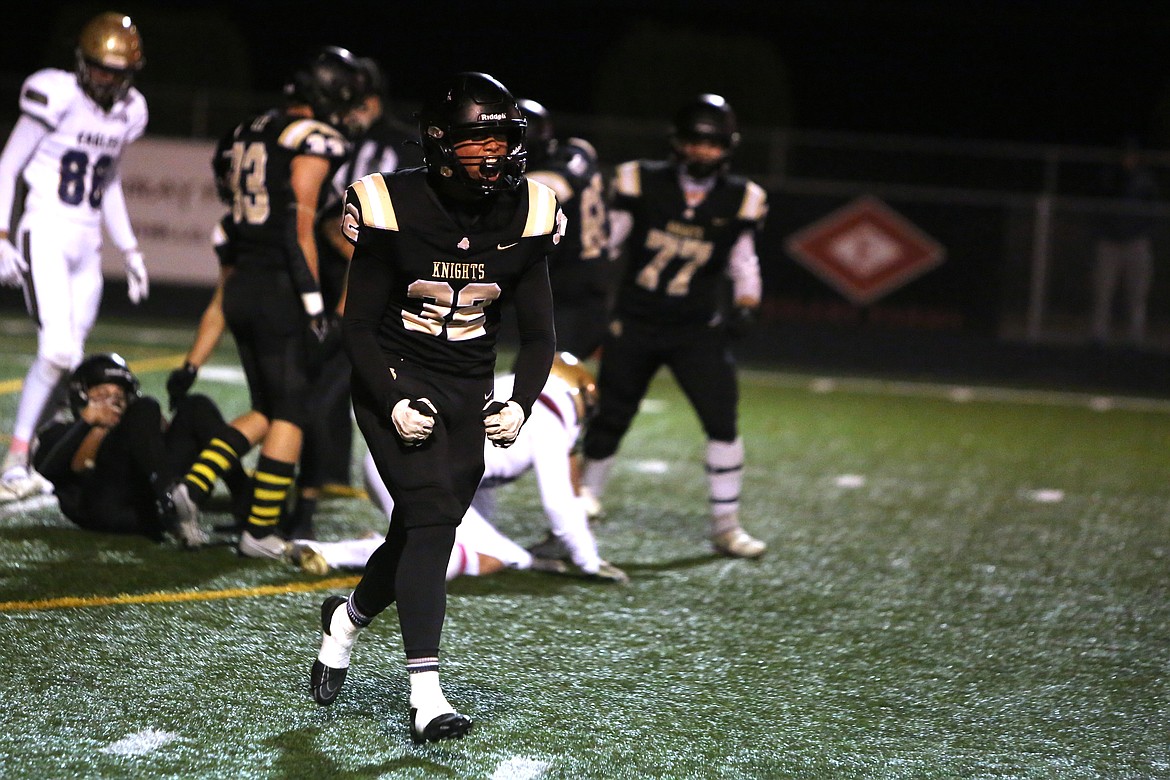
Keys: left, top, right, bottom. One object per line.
{"left": 579, "top": 94, "right": 769, "bottom": 559}
{"left": 164, "top": 47, "right": 366, "bottom": 557}
{"left": 283, "top": 56, "right": 425, "bottom": 539}
{"left": 310, "top": 72, "right": 558, "bottom": 744}
{"left": 517, "top": 98, "right": 611, "bottom": 359}
{"left": 33, "top": 354, "right": 247, "bottom": 546}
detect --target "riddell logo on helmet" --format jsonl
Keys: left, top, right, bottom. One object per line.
{"left": 479, "top": 112, "right": 507, "bottom": 120}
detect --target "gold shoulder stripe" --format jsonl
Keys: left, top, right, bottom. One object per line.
{"left": 738, "top": 181, "right": 769, "bottom": 221}
{"left": 522, "top": 179, "right": 558, "bottom": 237}
{"left": 615, "top": 161, "right": 641, "bottom": 197}
{"left": 351, "top": 173, "right": 398, "bottom": 230}
{"left": 277, "top": 118, "right": 344, "bottom": 150}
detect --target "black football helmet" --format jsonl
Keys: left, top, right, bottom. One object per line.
{"left": 670, "top": 93, "right": 740, "bottom": 177}
{"left": 418, "top": 72, "right": 527, "bottom": 198}
{"left": 517, "top": 98, "right": 555, "bottom": 167}
{"left": 75, "top": 12, "right": 144, "bottom": 110}
{"left": 284, "top": 46, "right": 368, "bottom": 130}
{"left": 68, "top": 353, "right": 141, "bottom": 416}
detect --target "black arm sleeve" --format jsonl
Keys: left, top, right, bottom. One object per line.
{"left": 283, "top": 208, "right": 320, "bottom": 300}
{"left": 509, "top": 256, "right": 556, "bottom": 418}
{"left": 32, "top": 420, "right": 93, "bottom": 483}
{"left": 341, "top": 244, "right": 398, "bottom": 417}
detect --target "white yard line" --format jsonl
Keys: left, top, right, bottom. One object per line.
{"left": 491, "top": 757, "right": 551, "bottom": 780}
{"left": 100, "top": 728, "right": 179, "bottom": 756}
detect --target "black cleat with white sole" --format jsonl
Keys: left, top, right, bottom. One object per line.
{"left": 410, "top": 708, "right": 473, "bottom": 744}
{"left": 310, "top": 595, "right": 349, "bottom": 705}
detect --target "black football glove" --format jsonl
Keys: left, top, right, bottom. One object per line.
{"left": 305, "top": 313, "right": 342, "bottom": 372}
{"left": 166, "top": 362, "right": 198, "bottom": 409}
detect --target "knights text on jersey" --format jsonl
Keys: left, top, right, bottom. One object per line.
{"left": 217, "top": 110, "right": 350, "bottom": 268}
{"left": 611, "top": 159, "right": 768, "bottom": 326}
{"left": 343, "top": 169, "right": 561, "bottom": 376}
{"left": 15, "top": 68, "right": 148, "bottom": 226}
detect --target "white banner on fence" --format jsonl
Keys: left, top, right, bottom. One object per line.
{"left": 100, "top": 136, "right": 224, "bottom": 286}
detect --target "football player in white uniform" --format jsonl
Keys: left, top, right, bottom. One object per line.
{"left": 0, "top": 12, "right": 150, "bottom": 501}
{"left": 290, "top": 354, "right": 627, "bottom": 584}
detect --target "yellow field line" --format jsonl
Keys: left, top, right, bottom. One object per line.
{"left": 0, "top": 574, "right": 361, "bottom": 612}
{"left": 0, "top": 353, "right": 188, "bottom": 396}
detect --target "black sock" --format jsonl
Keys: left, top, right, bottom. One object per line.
{"left": 244, "top": 455, "right": 296, "bottom": 538}
{"left": 183, "top": 424, "right": 250, "bottom": 504}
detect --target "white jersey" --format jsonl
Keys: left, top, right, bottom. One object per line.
{"left": 9, "top": 68, "right": 147, "bottom": 228}
{"left": 481, "top": 373, "right": 581, "bottom": 487}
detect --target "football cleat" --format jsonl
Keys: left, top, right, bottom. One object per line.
{"left": 592, "top": 561, "right": 631, "bottom": 585}
{"left": 529, "top": 556, "right": 629, "bottom": 585}
{"left": 711, "top": 527, "right": 767, "bottom": 559}
{"left": 409, "top": 708, "right": 473, "bottom": 744}
{"left": 525, "top": 532, "right": 570, "bottom": 562}
{"left": 288, "top": 543, "right": 331, "bottom": 576}
{"left": 311, "top": 595, "right": 357, "bottom": 706}
{"left": 163, "top": 482, "right": 208, "bottom": 549}
{"left": 238, "top": 529, "right": 289, "bottom": 559}
{"left": 0, "top": 465, "right": 53, "bottom": 503}
{"left": 528, "top": 556, "right": 571, "bottom": 575}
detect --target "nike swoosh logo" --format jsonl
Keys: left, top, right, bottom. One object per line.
{"left": 497, "top": 242, "right": 518, "bottom": 250}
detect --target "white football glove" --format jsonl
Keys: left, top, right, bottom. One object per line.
{"left": 0, "top": 239, "right": 28, "bottom": 287}
{"left": 391, "top": 397, "right": 437, "bottom": 445}
{"left": 124, "top": 249, "right": 149, "bottom": 303}
{"left": 483, "top": 400, "right": 525, "bottom": 448}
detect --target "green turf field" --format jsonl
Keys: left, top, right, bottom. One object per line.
{"left": 1, "top": 314, "right": 1168, "bottom": 779}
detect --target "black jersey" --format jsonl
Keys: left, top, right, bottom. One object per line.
{"left": 215, "top": 110, "right": 350, "bottom": 271}
{"left": 527, "top": 138, "right": 610, "bottom": 301}
{"left": 341, "top": 168, "right": 560, "bottom": 413}
{"left": 610, "top": 160, "right": 768, "bottom": 327}
{"left": 327, "top": 116, "right": 422, "bottom": 211}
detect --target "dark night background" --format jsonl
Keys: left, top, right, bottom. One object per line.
{"left": 2, "top": 0, "right": 1169, "bottom": 148}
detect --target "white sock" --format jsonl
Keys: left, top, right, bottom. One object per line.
{"left": 409, "top": 670, "right": 452, "bottom": 714}
{"left": 580, "top": 455, "right": 615, "bottom": 499}
{"left": 13, "top": 356, "right": 66, "bottom": 443}
{"left": 706, "top": 438, "right": 744, "bottom": 521}
{"left": 317, "top": 598, "right": 362, "bottom": 668}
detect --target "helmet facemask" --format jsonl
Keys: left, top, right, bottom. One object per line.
{"left": 75, "top": 12, "right": 144, "bottom": 110}
{"left": 68, "top": 353, "right": 141, "bottom": 416}
{"left": 420, "top": 72, "right": 528, "bottom": 200}
{"left": 670, "top": 94, "right": 740, "bottom": 178}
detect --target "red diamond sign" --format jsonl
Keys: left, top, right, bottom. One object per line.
{"left": 785, "top": 196, "right": 945, "bottom": 305}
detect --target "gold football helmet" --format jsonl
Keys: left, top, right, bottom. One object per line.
{"left": 75, "top": 12, "right": 145, "bottom": 109}
{"left": 549, "top": 352, "right": 598, "bottom": 423}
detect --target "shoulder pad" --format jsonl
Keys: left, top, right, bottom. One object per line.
{"left": 526, "top": 170, "right": 572, "bottom": 203}
{"left": 522, "top": 178, "right": 559, "bottom": 237}
{"left": 737, "top": 180, "right": 769, "bottom": 222}
{"left": 348, "top": 173, "right": 399, "bottom": 231}
{"left": 278, "top": 118, "right": 349, "bottom": 158}
{"left": 19, "top": 69, "right": 75, "bottom": 125}
{"left": 613, "top": 161, "right": 641, "bottom": 197}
